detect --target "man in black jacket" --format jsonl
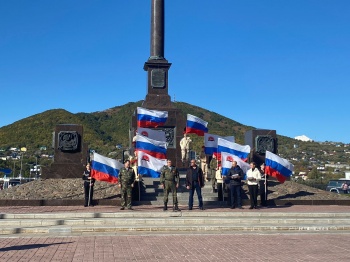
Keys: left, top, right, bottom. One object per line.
{"left": 225, "top": 161, "right": 244, "bottom": 209}
{"left": 186, "top": 159, "right": 205, "bottom": 210}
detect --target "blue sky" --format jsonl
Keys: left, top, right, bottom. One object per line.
{"left": 1, "top": 0, "right": 349, "bottom": 143}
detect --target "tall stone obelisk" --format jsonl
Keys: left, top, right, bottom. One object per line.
{"left": 132, "top": 0, "right": 185, "bottom": 167}
{"left": 143, "top": 0, "right": 172, "bottom": 108}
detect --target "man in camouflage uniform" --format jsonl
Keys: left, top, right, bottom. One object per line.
{"left": 118, "top": 160, "right": 136, "bottom": 210}
{"left": 160, "top": 159, "right": 180, "bottom": 211}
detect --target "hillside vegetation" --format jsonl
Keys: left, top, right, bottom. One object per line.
{"left": 0, "top": 101, "right": 349, "bottom": 176}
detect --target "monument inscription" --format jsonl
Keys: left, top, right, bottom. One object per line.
{"left": 151, "top": 69, "right": 166, "bottom": 88}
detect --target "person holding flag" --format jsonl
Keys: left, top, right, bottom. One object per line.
{"left": 118, "top": 160, "right": 136, "bottom": 210}
{"left": 82, "top": 162, "right": 95, "bottom": 207}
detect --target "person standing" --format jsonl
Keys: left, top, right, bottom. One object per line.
{"left": 130, "top": 151, "right": 142, "bottom": 201}
{"left": 209, "top": 154, "right": 218, "bottom": 193}
{"left": 216, "top": 165, "right": 224, "bottom": 201}
{"left": 259, "top": 163, "right": 268, "bottom": 207}
{"left": 160, "top": 159, "right": 180, "bottom": 211}
{"left": 82, "top": 162, "right": 95, "bottom": 207}
{"left": 200, "top": 146, "right": 208, "bottom": 182}
{"left": 180, "top": 133, "right": 192, "bottom": 163}
{"left": 186, "top": 159, "right": 205, "bottom": 210}
{"left": 118, "top": 160, "right": 136, "bottom": 210}
{"left": 246, "top": 162, "right": 262, "bottom": 209}
{"left": 225, "top": 161, "right": 244, "bottom": 209}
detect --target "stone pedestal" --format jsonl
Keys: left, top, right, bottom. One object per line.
{"left": 244, "top": 129, "right": 277, "bottom": 166}
{"left": 143, "top": 59, "right": 172, "bottom": 108}
{"left": 42, "top": 124, "right": 88, "bottom": 179}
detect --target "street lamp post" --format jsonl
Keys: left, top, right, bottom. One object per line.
{"left": 19, "top": 152, "right": 23, "bottom": 178}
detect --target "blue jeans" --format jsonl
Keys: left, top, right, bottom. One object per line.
{"left": 189, "top": 181, "right": 203, "bottom": 208}
{"left": 230, "top": 184, "right": 242, "bottom": 207}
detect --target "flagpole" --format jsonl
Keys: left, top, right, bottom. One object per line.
{"left": 264, "top": 175, "right": 267, "bottom": 203}
{"left": 222, "top": 178, "right": 225, "bottom": 207}
{"left": 88, "top": 177, "right": 92, "bottom": 207}
{"left": 138, "top": 179, "right": 141, "bottom": 201}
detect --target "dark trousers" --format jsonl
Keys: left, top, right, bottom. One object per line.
{"left": 230, "top": 184, "right": 242, "bottom": 207}
{"left": 217, "top": 182, "right": 224, "bottom": 201}
{"left": 211, "top": 169, "right": 216, "bottom": 188}
{"left": 84, "top": 183, "right": 94, "bottom": 206}
{"left": 189, "top": 181, "right": 203, "bottom": 208}
{"left": 248, "top": 184, "right": 259, "bottom": 208}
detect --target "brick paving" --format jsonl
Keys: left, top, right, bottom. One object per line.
{"left": 1, "top": 205, "right": 350, "bottom": 261}
{"left": 0, "top": 233, "right": 350, "bottom": 261}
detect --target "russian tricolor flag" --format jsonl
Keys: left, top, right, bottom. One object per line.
{"left": 137, "top": 107, "right": 168, "bottom": 128}
{"left": 135, "top": 134, "right": 167, "bottom": 159}
{"left": 185, "top": 114, "right": 208, "bottom": 136}
{"left": 265, "top": 151, "right": 294, "bottom": 183}
{"left": 204, "top": 133, "right": 235, "bottom": 156}
{"left": 137, "top": 151, "right": 167, "bottom": 178}
{"left": 217, "top": 138, "right": 251, "bottom": 161}
{"left": 221, "top": 152, "right": 250, "bottom": 179}
{"left": 91, "top": 152, "right": 124, "bottom": 183}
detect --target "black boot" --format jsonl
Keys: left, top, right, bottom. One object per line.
{"left": 173, "top": 204, "right": 180, "bottom": 212}
{"left": 163, "top": 203, "right": 167, "bottom": 211}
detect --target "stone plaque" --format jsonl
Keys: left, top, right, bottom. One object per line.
{"left": 58, "top": 131, "right": 79, "bottom": 151}
{"left": 155, "top": 127, "right": 176, "bottom": 148}
{"left": 255, "top": 135, "right": 275, "bottom": 155}
{"left": 151, "top": 69, "right": 165, "bottom": 88}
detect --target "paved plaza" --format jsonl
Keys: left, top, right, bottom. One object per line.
{"left": 1, "top": 205, "right": 350, "bottom": 261}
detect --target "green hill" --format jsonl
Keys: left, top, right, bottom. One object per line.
{"left": 0, "top": 101, "right": 284, "bottom": 154}
{"left": 0, "top": 101, "right": 349, "bottom": 176}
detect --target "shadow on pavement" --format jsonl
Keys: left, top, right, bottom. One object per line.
{"left": 0, "top": 242, "right": 74, "bottom": 252}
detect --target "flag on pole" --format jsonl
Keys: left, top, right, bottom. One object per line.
{"left": 185, "top": 114, "right": 208, "bottom": 136}
{"left": 221, "top": 152, "right": 250, "bottom": 179}
{"left": 137, "top": 107, "right": 168, "bottom": 128}
{"left": 217, "top": 138, "right": 251, "bottom": 161}
{"left": 137, "top": 151, "right": 167, "bottom": 178}
{"left": 204, "top": 133, "right": 235, "bottom": 156}
{"left": 137, "top": 127, "right": 166, "bottom": 142}
{"left": 265, "top": 151, "right": 294, "bottom": 183}
{"left": 91, "top": 152, "right": 124, "bottom": 183}
{"left": 135, "top": 134, "right": 167, "bottom": 159}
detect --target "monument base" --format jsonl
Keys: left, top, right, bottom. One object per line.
{"left": 42, "top": 164, "right": 85, "bottom": 179}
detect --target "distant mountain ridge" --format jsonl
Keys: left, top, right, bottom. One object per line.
{"left": 1, "top": 101, "right": 349, "bottom": 174}
{"left": 0, "top": 101, "right": 293, "bottom": 156}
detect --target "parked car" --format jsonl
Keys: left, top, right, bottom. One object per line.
{"left": 326, "top": 179, "right": 350, "bottom": 193}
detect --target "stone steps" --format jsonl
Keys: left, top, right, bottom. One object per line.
{"left": 138, "top": 176, "right": 227, "bottom": 205}
{"left": 1, "top": 211, "right": 350, "bottom": 236}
